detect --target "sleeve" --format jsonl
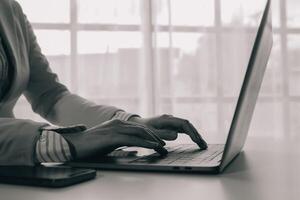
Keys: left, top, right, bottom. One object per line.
{"left": 0, "top": 118, "right": 48, "bottom": 166}
{"left": 35, "top": 129, "right": 73, "bottom": 163}
{"left": 111, "top": 111, "right": 139, "bottom": 121}
{"left": 35, "top": 124, "right": 86, "bottom": 163}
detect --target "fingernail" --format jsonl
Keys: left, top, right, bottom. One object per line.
{"left": 160, "top": 140, "right": 166, "bottom": 146}
{"left": 200, "top": 137, "right": 207, "bottom": 145}
{"left": 198, "top": 141, "right": 208, "bottom": 149}
{"left": 155, "top": 145, "right": 168, "bottom": 156}
{"left": 196, "top": 134, "right": 207, "bottom": 149}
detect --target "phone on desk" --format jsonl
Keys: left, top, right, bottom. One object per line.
{"left": 0, "top": 164, "right": 96, "bottom": 187}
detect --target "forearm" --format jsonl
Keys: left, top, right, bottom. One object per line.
{"left": 45, "top": 93, "right": 120, "bottom": 128}
{"left": 46, "top": 93, "right": 138, "bottom": 128}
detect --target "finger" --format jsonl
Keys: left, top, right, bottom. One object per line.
{"left": 184, "top": 121, "right": 208, "bottom": 149}
{"left": 121, "top": 121, "right": 166, "bottom": 146}
{"left": 159, "top": 116, "right": 207, "bottom": 149}
{"left": 154, "top": 129, "right": 178, "bottom": 141}
{"left": 117, "top": 135, "right": 168, "bottom": 156}
{"left": 188, "top": 121, "right": 207, "bottom": 148}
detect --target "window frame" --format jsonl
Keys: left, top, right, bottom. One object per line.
{"left": 19, "top": 0, "right": 298, "bottom": 137}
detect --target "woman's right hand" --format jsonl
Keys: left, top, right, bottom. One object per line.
{"left": 61, "top": 119, "right": 168, "bottom": 160}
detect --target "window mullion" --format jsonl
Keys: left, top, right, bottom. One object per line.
{"left": 70, "top": 0, "right": 79, "bottom": 93}
{"left": 139, "top": 0, "right": 156, "bottom": 117}
{"left": 279, "top": 0, "right": 290, "bottom": 138}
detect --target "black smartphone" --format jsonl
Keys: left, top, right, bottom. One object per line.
{"left": 0, "top": 165, "right": 96, "bottom": 187}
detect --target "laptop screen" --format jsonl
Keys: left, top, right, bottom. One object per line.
{"left": 220, "top": 0, "right": 273, "bottom": 171}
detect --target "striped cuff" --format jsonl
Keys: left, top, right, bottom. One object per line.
{"left": 112, "top": 111, "right": 139, "bottom": 121}
{"left": 35, "top": 130, "right": 72, "bottom": 163}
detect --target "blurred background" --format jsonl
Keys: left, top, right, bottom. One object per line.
{"left": 14, "top": 0, "right": 300, "bottom": 143}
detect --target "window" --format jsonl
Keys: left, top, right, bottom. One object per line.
{"left": 14, "top": 0, "right": 300, "bottom": 141}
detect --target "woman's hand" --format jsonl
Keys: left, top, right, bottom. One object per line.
{"left": 129, "top": 115, "right": 208, "bottom": 149}
{"left": 62, "top": 119, "right": 168, "bottom": 160}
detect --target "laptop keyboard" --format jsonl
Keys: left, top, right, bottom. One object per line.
{"left": 132, "top": 144, "right": 224, "bottom": 166}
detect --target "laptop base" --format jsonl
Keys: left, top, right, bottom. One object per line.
{"left": 69, "top": 144, "right": 225, "bottom": 174}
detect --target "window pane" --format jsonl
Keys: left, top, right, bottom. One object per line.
{"left": 287, "top": 34, "right": 300, "bottom": 96}
{"left": 221, "top": 0, "right": 265, "bottom": 26}
{"left": 221, "top": 31, "right": 255, "bottom": 97}
{"left": 287, "top": 34, "right": 300, "bottom": 70}
{"left": 156, "top": 33, "right": 217, "bottom": 97}
{"left": 16, "top": 0, "right": 69, "bottom": 23}
{"left": 250, "top": 102, "right": 283, "bottom": 138}
{"left": 78, "top": 31, "right": 141, "bottom": 54}
{"left": 260, "top": 34, "right": 282, "bottom": 96}
{"left": 286, "top": 0, "right": 300, "bottom": 27}
{"left": 14, "top": 96, "right": 46, "bottom": 122}
{"left": 271, "top": 0, "right": 280, "bottom": 28}
{"left": 47, "top": 55, "right": 71, "bottom": 89}
{"left": 35, "top": 30, "right": 70, "bottom": 56}
{"left": 172, "top": 103, "right": 219, "bottom": 142}
{"left": 35, "top": 30, "right": 71, "bottom": 88}
{"left": 290, "top": 102, "right": 300, "bottom": 139}
{"left": 153, "top": 0, "right": 214, "bottom": 26}
{"left": 222, "top": 102, "right": 236, "bottom": 137}
{"left": 289, "top": 72, "right": 300, "bottom": 96}
{"left": 78, "top": 0, "right": 141, "bottom": 24}
{"left": 77, "top": 31, "right": 141, "bottom": 99}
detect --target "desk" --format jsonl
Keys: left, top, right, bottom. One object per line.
{"left": 1, "top": 138, "right": 300, "bottom": 200}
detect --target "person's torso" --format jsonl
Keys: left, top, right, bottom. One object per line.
{"left": 0, "top": 0, "right": 31, "bottom": 117}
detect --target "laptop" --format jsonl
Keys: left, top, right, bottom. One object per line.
{"left": 69, "top": 0, "right": 273, "bottom": 174}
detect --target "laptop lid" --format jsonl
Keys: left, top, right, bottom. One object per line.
{"left": 219, "top": 0, "right": 273, "bottom": 171}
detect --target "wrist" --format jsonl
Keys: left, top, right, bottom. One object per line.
{"left": 60, "top": 132, "right": 84, "bottom": 160}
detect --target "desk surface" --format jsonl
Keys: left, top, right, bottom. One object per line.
{"left": 1, "top": 138, "right": 300, "bottom": 200}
